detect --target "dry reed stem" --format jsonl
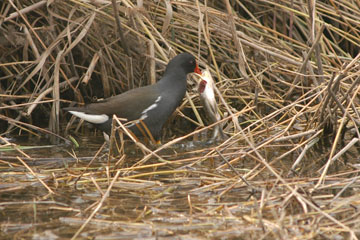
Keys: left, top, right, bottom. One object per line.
{"left": 1, "top": 0, "right": 360, "bottom": 238}
{"left": 70, "top": 169, "right": 121, "bottom": 240}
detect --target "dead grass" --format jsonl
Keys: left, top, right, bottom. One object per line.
{"left": 1, "top": 0, "right": 360, "bottom": 239}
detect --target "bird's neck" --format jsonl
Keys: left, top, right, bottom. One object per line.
{"left": 159, "top": 70, "right": 187, "bottom": 87}
{"left": 158, "top": 71, "right": 187, "bottom": 99}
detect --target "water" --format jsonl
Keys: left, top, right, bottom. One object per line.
{"left": 1, "top": 135, "right": 359, "bottom": 239}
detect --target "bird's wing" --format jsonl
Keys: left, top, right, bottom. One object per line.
{"left": 69, "top": 85, "right": 161, "bottom": 121}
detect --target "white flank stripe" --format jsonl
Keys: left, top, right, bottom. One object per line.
{"left": 140, "top": 113, "right": 148, "bottom": 120}
{"left": 111, "top": 96, "right": 161, "bottom": 128}
{"left": 141, "top": 103, "right": 157, "bottom": 114}
{"left": 69, "top": 111, "right": 109, "bottom": 124}
{"left": 126, "top": 123, "right": 135, "bottom": 128}
{"left": 141, "top": 96, "right": 161, "bottom": 115}
{"left": 155, "top": 96, "right": 162, "bottom": 103}
{"left": 127, "top": 113, "right": 148, "bottom": 128}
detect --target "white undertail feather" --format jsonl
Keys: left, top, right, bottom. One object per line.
{"left": 68, "top": 111, "right": 109, "bottom": 124}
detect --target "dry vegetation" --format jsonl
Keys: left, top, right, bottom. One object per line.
{"left": 1, "top": 0, "right": 360, "bottom": 239}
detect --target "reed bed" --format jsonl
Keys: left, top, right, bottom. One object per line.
{"left": 1, "top": 0, "right": 360, "bottom": 239}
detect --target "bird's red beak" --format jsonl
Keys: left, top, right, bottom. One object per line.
{"left": 194, "top": 63, "right": 202, "bottom": 74}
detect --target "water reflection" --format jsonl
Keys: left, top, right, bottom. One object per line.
{"left": 1, "top": 135, "right": 359, "bottom": 239}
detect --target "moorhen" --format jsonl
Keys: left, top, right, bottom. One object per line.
{"left": 64, "top": 52, "right": 201, "bottom": 141}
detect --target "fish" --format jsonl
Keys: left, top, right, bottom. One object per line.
{"left": 198, "top": 68, "right": 226, "bottom": 140}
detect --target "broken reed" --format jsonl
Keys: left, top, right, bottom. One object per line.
{"left": 1, "top": 0, "right": 359, "bottom": 173}
{"left": 1, "top": 0, "right": 360, "bottom": 239}
{"left": 0, "top": 0, "right": 359, "bottom": 154}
